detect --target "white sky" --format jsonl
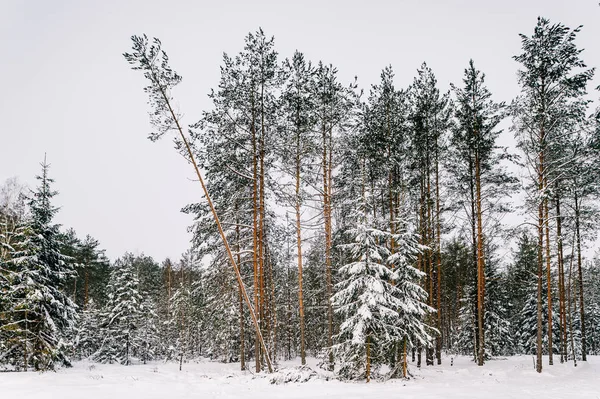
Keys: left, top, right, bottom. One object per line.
{"left": 1, "top": 0, "right": 599, "bottom": 262}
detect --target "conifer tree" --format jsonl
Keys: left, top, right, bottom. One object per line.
{"left": 313, "top": 61, "right": 359, "bottom": 370}
{"left": 457, "top": 255, "right": 512, "bottom": 358}
{"left": 506, "top": 232, "right": 538, "bottom": 353}
{"left": 332, "top": 189, "right": 397, "bottom": 382}
{"left": 584, "top": 258, "right": 600, "bottom": 355}
{"left": 408, "top": 62, "right": 451, "bottom": 366}
{"left": 512, "top": 17, "right": 594, "bottom": 371}
{"left": 95, "top": 253, "right": 146, "bottom": 365}
{"left": 332, "top": 162, "right": 432, "bottom": 381}
{"left": 519, "top": 276, "right": 561, "bottom": 356}
{"left": 75, "top": 299, "right": 102, "bottom": 359}
{"left": 562, "top": 127, "right": 600, "bottom": 361}
{"left": 62, "top": 233, "right": 110, "bottom": 309}
{"left": 279, "top": 51, "right": 318, "bottom": 365}
{"left": 2, "top": 159, "right": 77, "bottom": 371}
{"left": 125, "top": 33, "right": 275, "bottom": 372}
{"left": 450, "top": 59, "right": 514, "bottom": 365}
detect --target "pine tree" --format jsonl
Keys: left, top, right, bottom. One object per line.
{"left": 184, "top": 29, "right": 282, "bottom": 372}
{"left": 456, "top": 285, "right": 477, "bottom": 358}
{"left": 313, "top": 61, "right": 358, "bottom": 370}
{"left": 2, "top": 158, "right": 77, "bottom": 371}
{"left": 0, "top": 179, "right": 29, "bottom": 365}
{"left": 450, "top": 59, "right": 515, "bottom": 365}
{"left": 584, "top": 258, "right": 600, "bottom": 355}
{"left": 563, "top": 127, "right": 600, "bottom": 362}
{"left": 332, "top": 192, "right": 396, "bottom": 381}
{"left": 512, "top": 17, "right": 594, "bottom": 371}
{"left": 506, "top": 232, "right": 539, "bottom": 353}
{"left": 456, "top": 258, "right": 512, "bottom": 359}
{"left": 198, "top": 250, "right": 244, "bottom": 363}
{"left": 279, "top": 50, "right": 318, "bottom": 365}
{"left": 439, "top": 238, "right": 473, "bottom": 354}
{"left": 95, "top": 253, "right": 145, "bottom": 365}
{"left": 408, "top": 62, "right": 451, "bottom": 366}
{"left": 483, "top": 256, "right": 512, "bottom": 357}
{"left": 389, "top": 211, "right": 435, "bottom": 378}
{"left": 519, "top": 276, "right": 561, "bottom": 355}
{"left": 75, "top": 299, "right": 102, "bottom": 359}
{"left": 332, "top": 168, "right": 432, "bottom": 381}
{"left": 61, "top": 233, "right": 110, "bottom": 309}
{"left": 138, "top": 296, "right": 159, "bottom": 364}
{"left": 168, "top": 256, "right": 196, "bottom": 367}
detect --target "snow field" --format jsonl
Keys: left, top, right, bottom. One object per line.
{"left": 2, "top": 355, "right": 599, "bottom": 399}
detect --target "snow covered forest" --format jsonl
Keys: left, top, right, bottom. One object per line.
{"left": 1, "top": 15, "right": 600, "bottom": 388}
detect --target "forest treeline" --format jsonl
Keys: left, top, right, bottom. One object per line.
{"left": 1, "top": 17, "right": 600, "bottom": 380}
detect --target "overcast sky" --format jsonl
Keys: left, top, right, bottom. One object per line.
{"left": 1, "top": 0, "right": 599, "bottom": 262}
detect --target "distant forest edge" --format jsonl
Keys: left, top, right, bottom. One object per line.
{"left": 1, "top": 17, "right": 599, "bottom": 381}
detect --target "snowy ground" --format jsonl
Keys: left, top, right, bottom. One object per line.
{"left": 2, "top": 355, "right": 599, "bottom": 399}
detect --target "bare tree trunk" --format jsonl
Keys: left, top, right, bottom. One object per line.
{"left": 259, "top": 89, "right": 267, "bottom": 367}
{"left": 247, "top": 86, "right": 262, "bottom": 372}
{"left": 295, "top": 123, "right": 306, "bottom": 365}
{"left": 167, "top": 260, "right": 172, "bottom": 300}
{"left": 574, "top": 192, "right": 587, "bottom": 361}
{"left": 366, "top": 334, "right": 371, "bottom": 383}
{"left": 536, "top": 187, "right": 544, "bottom": 373}
{"left": 23, "top": 310, "right": 28, "bottom": 371}
{"left": 567, "top": 248, "right": 577, "bottom": 367}
{"left": 286, "top": 255, "right": 292, "bottom": 361}
{"left": 328, "top": 125, "right": 334, "bottom": 351}
{"left": 475, "top": 151, "right": 485, "bottom": 366}
{"left": 268, "top": 248, "right": 277, "bottom": 362}
{"left": 323, "top": 122, "right": 334, "bottom": 370}
{"left": 426, "top": 157, "right": 435, "bottom": 367}
{"left": 555, "top": 193, "right": 567, "bottom": 363}
{"left": 236, "top": 209, "right": 246, "bottom": 371}
{"left": 84, "top": 266, "right": 89, "bottom": 310}
{"left": 435, "top": 142, "right": 442, "bottom": 365}
{"left": 544, "top": 197, "right": 553, "bottom": 365}
{"left": 468, "top": 160, "right": 478, "bottom": 362}
{"left": 73, "top": 276, "right": 77, "bottom": 300}
{"left": 402, "top": 336, "right": 408, "bottom": 378}
{"left": 417, "top": 174, "right": 425, "bottom": 369}
{"left": 534, "top": 116, "right": 545, "bottom": 374}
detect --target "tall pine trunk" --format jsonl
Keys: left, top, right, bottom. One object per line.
{"left": 435, "top": 141, "right": 443, "bottom": 365}
{"left": 258, "top": 81, "right": 267, "bottom": 367}
{"left": 366, "top": 334, "right": 371, "bottom": 383}
{"left": 323, "top": 121, "right": 334, "bottom": 370}
{"left": 475, "top": 150, "right": 485, "bottom": 366}
{"left": 574, "top": 192, "right": 587, "bottom": 361}
{"left": 295, "top": 133, "right": 306, "bottom": 365}
{"left": 555, "top": 193, "right": 567, "bottom": 363}
{"left": 567, "top": 248, "right": 577, "bottom": 367}
{"left": 251, "top": 96, "right": 261, "bottom": 372}
{"left": 536, "top": 157, "right": 544, "bottom": 373}
{"left": 468, "top": 158, "right": 478, "bottom": 362}
{"left": 84, "top": 267, "right": 89, "bottom": 310}
{"left": 236, "top": 208, "right": 245, "bottom": 371}
{"left": 544, "top": 196, "right": 553, "bottom": 365}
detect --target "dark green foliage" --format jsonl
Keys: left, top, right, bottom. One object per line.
{"left": 94, "top": 253, "right": 158, "bottom": 365}
{"left": 0, "top": 160, "right": 77, "bottom": 370}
